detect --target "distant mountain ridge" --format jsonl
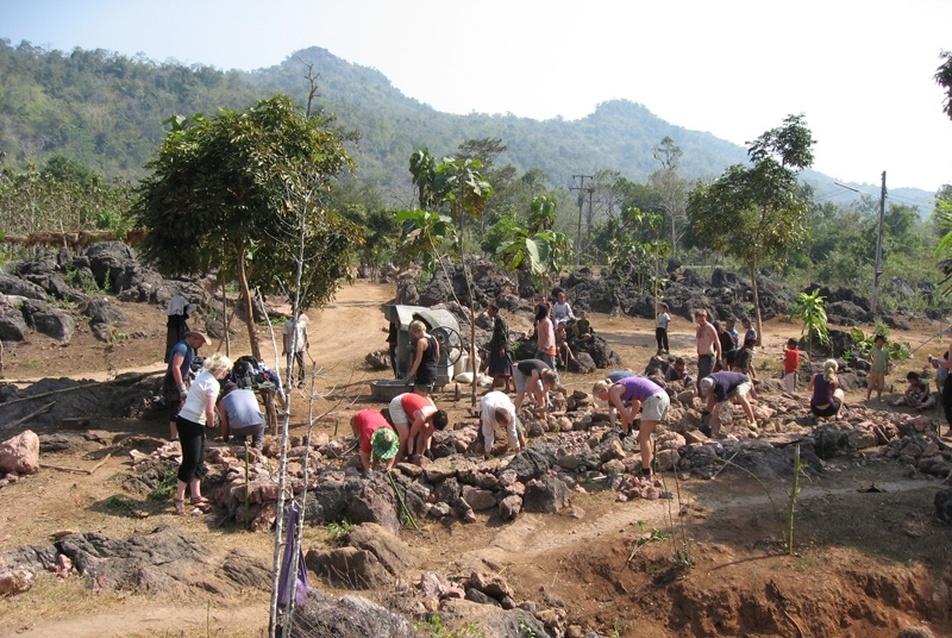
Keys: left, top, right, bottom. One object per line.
{"left": 0, "top": 40, "right": 935, "bottom": 214}
{"left": 244, "top": 47, "right": 750, "bottom": 194}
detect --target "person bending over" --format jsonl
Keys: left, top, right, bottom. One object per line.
{"left": 217, "top": 381, "right": 265, "bottom": 450}
{"left": 387, "top": 392, "right": 448, "bottom": 463}
{"left": 478, "top": 391, "right": 523, "bottom": 459}
{"left": 808, "top": 360, "right": 846, "bottom": 419}
{"left": 593, "top": 375, "right": 670, "bottom": 476}
{"left": 513, "top": 359, "right": 559, "bottom": 419}
{"left": 351, "top": 409, "right": 399, "bottom": 472}
{"left": 699, "top": 371, "right": 756, "bottom": 437}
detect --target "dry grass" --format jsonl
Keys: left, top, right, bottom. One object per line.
{"left": 0, "top": 572, "right": 138, "bottom": 629}
{"left": 122, "top": 624, "right": 268, "bottom": 638}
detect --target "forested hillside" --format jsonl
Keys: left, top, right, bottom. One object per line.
{"left": 0, "top": 40, "right": 745, "bottom": 195}
{"left": 242, "top": 46, "right": 757, "bottom": 197}
{"left": 0, "top": 40, "right": 261, "bottom": 177}
{"left": 0, "top": 39, "right": 936, "bottom": 212}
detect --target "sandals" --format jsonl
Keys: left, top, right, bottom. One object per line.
{"left": 174, "top": 497, "right": 212, "bottom": 515}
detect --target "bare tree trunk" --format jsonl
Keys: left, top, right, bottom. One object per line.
{"left": 236, "top": 243, "right": 262, "bottom": 360}
{"left": 220, "top": 267, "right": 230, "bottom": 357}
{"left": 670, "top": 215, "right": 678, "bottom": 260}
{"left": 269, "top": 184, "right": 312, "bottom": 638}
{"left": 749, "top": 259, "right": 763, "bottom": 347}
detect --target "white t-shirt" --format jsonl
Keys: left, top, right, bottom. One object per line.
{"left": 551, "top": 301, "right": 574, "bottom": 326}
{"left": 479, "top": 390, "right": 519, "bottom": 452}
{"left": 178, "top": 370, "right": 221, "bottom": 424}
{"left": 282, "top": 319, "right": 308, "bottom": 353}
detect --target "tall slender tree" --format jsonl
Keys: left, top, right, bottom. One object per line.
{"left": 650, "top": 136, "right": 689, "bottom": 259}
{"left": 132, "top": 95, "right": 361, "bottom": 360}
{"left": 687, "top": 114, "right": 815, "bottom": 341}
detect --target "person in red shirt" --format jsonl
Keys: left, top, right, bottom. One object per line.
{"left": 783, "top": 338, "right": 800, "bottom": 393}
{"left": 351, "top": 409, "right": 398, "bottom": 472}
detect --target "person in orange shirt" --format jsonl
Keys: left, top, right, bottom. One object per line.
{"left": 783, "top": 338, "right": 800, "bottom": 393}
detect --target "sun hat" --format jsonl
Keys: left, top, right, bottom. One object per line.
{"left": 699, "top": 376, "right": 714, "bottom": 397}
{"left": 185, "top": 330, "right": 211, "bottom": 346}
{"left": 370, "top": 427, "right": 399, "bottom": 460}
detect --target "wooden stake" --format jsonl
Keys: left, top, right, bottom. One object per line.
{"left": 40, "top": 463, "right": 87, "bottom": 474}
{"left": 1, "top": 401, "right": 55, "bottom": 430}
{"left": 88, "top": 452, "right": 113, "bottom": 475}
{"left": 40, "top": 452, "right": 112, "bottom": 476}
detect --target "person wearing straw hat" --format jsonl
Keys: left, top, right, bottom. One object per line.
{"left": 163, "top": 330, "right": 211, "bottom": 441}
{"left": 351, "top": 409, "right": 399, "bottom": 472}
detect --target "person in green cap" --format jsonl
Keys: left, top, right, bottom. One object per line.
{"left": 351, "top": 409, "right": 399, "bottom": 472}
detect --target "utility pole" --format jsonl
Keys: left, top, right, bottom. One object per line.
{"left": 834, "top": 175, "right": 887, "bottom": 315}
{"left": 570, "top": 175, "right": 594, "bottom": 265}
{"left": 872, "top": 171, "right": 887, "bottom": 315}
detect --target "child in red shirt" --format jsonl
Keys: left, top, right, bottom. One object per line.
{"left": 784, "top": 338, "right": 800, "bottom": 393}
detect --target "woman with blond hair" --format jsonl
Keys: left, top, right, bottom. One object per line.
{"left": 406, "top": 319, "right": 439, "bottom": 394}
{"left": 808, "top": 359, "right": 845, "bottom": 418}
{"left": 174, "top": 353, "right": 232, "bottom": 515}
{"left": 593, "top": 375, "right": 670, "bottom": 476}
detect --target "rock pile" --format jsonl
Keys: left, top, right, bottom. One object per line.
{"left": 111, "top": 358, "right": 950, "bottom": 535}
{"left": 0, "top": 241, "right": 213, "bottom": 345}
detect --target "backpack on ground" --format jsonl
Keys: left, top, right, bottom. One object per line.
{"left": 231, "top": 356, "right": 259, "bottom": 389}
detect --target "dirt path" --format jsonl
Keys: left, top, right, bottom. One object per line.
{"left": 2, "top": 604, "right": 270, "bottom": 638}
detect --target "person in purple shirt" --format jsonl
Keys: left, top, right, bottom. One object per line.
{"left": 593, "top": 375, "right": 670, "bottom": 476}
{"left": 808, "top": 359, "right": 845, "bottom": 418}
{"left": 699, "top": 371, "right": 757, "bottom": 437}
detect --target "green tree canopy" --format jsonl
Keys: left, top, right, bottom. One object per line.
{"left": 688, "top": 114, "right": 815, "bottom": 339}
{"left": 132, "top": 95, "right": 361, "bottom": 357}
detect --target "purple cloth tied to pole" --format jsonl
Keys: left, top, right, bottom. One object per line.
{"left": 277, "top": 505, "right": 308, "bottom": 608}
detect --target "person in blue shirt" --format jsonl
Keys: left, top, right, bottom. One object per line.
{"left": 699, "top": 371, "right": 756, "bottom": 437}
{"left": 162, "top": 330, "right": 210, "bottom": 441}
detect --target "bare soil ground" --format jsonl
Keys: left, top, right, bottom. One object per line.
{"left": 1, "top": 280, "right": 951, "bottom": 638}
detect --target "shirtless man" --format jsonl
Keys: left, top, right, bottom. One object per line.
{"left": 694, "top": 309, "right": 721, "bottom": 393}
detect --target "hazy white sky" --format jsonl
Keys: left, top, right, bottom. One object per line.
{"left": 3, "top": 0, "right": 951, "bottom": 192}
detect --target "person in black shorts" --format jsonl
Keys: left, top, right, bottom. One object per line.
{"left": 406, "top": 319, "right": 439, "bottom": 394}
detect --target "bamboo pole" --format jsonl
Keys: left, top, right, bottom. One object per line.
{"left": 1, "top": 401, "right": 55, "bottom": 429}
